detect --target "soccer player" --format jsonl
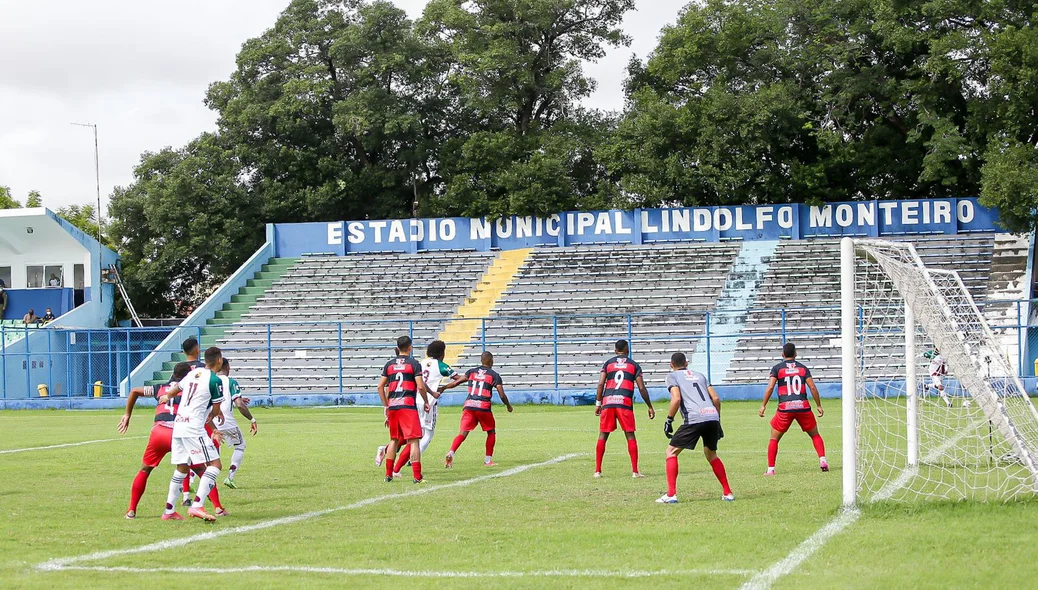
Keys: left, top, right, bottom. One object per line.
{"left": 759, "top": 343, "right": 827, "bottom": 475}
{"left": 924, "top": 348, "right": 952, "bottom": 407}
{"left": 657, "top": 353, "right": 733, "bottom": 503}
{"left": 216, "top": 359, "right": 257, "bottom": 489}
{"left": 418, "top": 340, "right": 464, "bottom": 454}
{"left": 594, "top": 339, "right": 655, "bottom": 478}
{"left": 182, "top": 337, "right": 205, "bottom": 369}
{"left": 378, "top": 336, "right": 431, "bottom": 483}
{"left": 118, "top": 362, "right": 192, "bottom": 519}
{"left": 161, "top": 346, "right": 226, "bottom": 521}
{"left": 445, "top": 351, "right": 512, "bottom": 467}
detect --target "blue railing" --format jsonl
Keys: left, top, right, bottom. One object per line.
{"left": 2, "top": 300, "right": 1035, "bottom": 399}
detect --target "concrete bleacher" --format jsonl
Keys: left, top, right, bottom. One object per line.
{"left": 216, "top": 250, "right": 496, "bottom": 394}
{"left": 453, "top": 243, "right": 741, "bottom": 388}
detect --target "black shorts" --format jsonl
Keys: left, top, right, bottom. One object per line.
{"left": 670, "top": 422, "right": 721, "bottom": 451}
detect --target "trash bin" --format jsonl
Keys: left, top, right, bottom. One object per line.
{"left": 93, "top": 380, "right": 103, "bottom": 398}
{"left": 37, "top": 384, "right": 49, "bottom": 397}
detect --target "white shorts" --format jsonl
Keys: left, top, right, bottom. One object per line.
{"left": 171, "top": 435, "right": 219, "bottom": 465}
{"left": 931, "top": 375, "right": 944, "bottom": 390}
{"left": 416, "top": 397, "right": 439, "bottom": 431}
{"left": 219, "top": 427, "right": 246, "bottom": 450}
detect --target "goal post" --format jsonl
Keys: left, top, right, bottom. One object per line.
{"left": 841, "top": 237, "right": 1038, "bottom": 506}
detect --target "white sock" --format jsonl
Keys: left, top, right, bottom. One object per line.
{"left": 230, "top": 449, "right": 245, "bottom": 478}
{"left": 192, "top": 466, "right": 220, "bottom": 509}
{"left": 419, "top": 429, "right": 435, "bottom": 455}
{"left": 820, "top": 456, "right": 827, "bottom": 463}
{"left": 485, "top": 455, "right": 493, "bottom": 463}
{"left": 166, "top": 472, "right": 186, "bottom": 513}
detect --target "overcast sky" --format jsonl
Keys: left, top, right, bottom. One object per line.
{"left": 0, "top": 0, "right": 689, "bottom": 213}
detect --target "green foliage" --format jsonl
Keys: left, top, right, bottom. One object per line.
{"left": 25, "top": 190, "right": 42, "bottom": 208}
{"left": 0, "top": 186, "right": 20, "bottom": 209}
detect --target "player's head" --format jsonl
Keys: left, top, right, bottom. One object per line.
{"left": 614, "top": 339, "right": 629, "bottom": 355}
{"left": 481, "top": 351, "right": 494, "bottom": 368}
{"left": 220, "top": 358, "right": 231, "bottom": 376}
{"left": 172, "top": 362, "right": 191, "bottom": 381}
{"left": 670, "top": 352, "right": 687, "bottom": 370}
{"left": 203, "top": 346, "right": 223, "bottom": 371}
{"left": 182, "top": 337, "right": 200, "bottom": 357}
{"left": 396, "top": 335, "right": 412, "bottom": 355}
{"left": 427, "top": 340, "right": 446, "bottom": 361}
{"left": 782, "top": 342, "right": 797, "bottom": 359}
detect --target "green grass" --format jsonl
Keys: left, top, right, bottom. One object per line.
{"left": 0, "top": 403, "right": 1035, "bottom": 589}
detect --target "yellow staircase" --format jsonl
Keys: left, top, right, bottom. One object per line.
{"left": 439, "top": 248, "right": 533, "bottom": 366}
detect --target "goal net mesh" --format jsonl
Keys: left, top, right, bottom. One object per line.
{"left": 853, "top": 239, "right": 1038, "bottom": 502}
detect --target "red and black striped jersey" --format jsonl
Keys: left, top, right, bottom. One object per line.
{"left": 601, "top": 356, "right": 642, "bottom": 409}
{"left": 382, "top": 355, "right": 423, "bottom": 411}
{"left": 149, "top": 383, "right": 180, "bottom": 428}
{"left": 462, "top": 366, "right": 503, "bottom": 412}
{"left": 770, "top": 360, "right": 812, "bottom": 413}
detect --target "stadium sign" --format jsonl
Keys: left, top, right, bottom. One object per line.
{"left": 272, "top": 197, "right": 1000, "bottom": 256}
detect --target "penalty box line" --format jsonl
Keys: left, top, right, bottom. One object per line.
{"left": 49, "top": 565, "right": 756, "bottom": 578}
{"left": 36, "top": 453, "right": 584, "bottom": 573}
{"left": 0, "top": 436, "right": 146, "bottom": 455}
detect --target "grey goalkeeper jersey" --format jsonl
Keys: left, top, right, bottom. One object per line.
{"left": 666, "top": 369, "right": 719, "bottom": 425}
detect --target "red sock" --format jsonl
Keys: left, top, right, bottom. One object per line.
{"left": 450, "top": 435, "right": 465, "bottom": 454}
{"left": 767, "top": 439, "right": 779, "bottom": 469}
{"left": 811, "top": 434, "right": 826, "bottom": 458}
{"left": 666, "top": 456, "right": 678, "bottom": 496}
{"left": 595, "top": 439, "right": 606, "bottom": 473}
{"left": 385, "top": 454, "right": 394, "bottom": 477}
{"left": 486, "top": 433, "right": 496, "bottom": 458}
{"left": 183, "top": 469, "right": 193, "bottom": 493}
{"left": 208, "top": 482, "right": 222, "bottom": 509}
{"left": 394, "top": 444, "right": 411, "bottom": 473}
{"left": 129, "top": 470, "right": 149, "bottom": 512}
{"left": 710, "top": 457, "right": 732, "bottom": 495}
{"left": 627, "top": 439, "right": 639, "bottom": 473}
{"left": 411, "top": 461, "right": 422, "bottom": 480}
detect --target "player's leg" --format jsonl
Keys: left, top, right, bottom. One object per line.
{"left": 661, "top": 445, "right": 683, "bottom": 501}
{"left": 128, "top": 464, "right": 154, "bottom": 518}
{"left": 393, "top": 442, "right": 412, "bottom": 477}
{"left": 447, "top": 411, "right": 476, "bottom": 467}
{"left": 703, "top": 424, "right": 732, "bottom": 500}
{"left": 620, "top": 409, "right": 641, "bottom": 476}
{"left": 129, "top": 427, "right": 169, "bottom": 518}
{"left": 190, "top": 462, "right": 226, "bottom": 515}
{"left": 419, "top": 403, "right": 438, "bottom": 455}
{"left": 163, "top": 463, "right": 190, "bottom": 520}
{"left": 224, "top": 428, "right": 246, "bottom": 487}
{"left": 481, "top": 413, "right": 498, "bottom": 466}
{"left": 766, "top": 413, "right": 791, "bottom": 475}
{"left": 408, "top": 437, "right": 424, "bottom": 483}
{"left": 802, "top": 412, "right": 828, "bottom": 472}
{"left": 188, "top": 438, "right": 222, "bottom": 521}
{"left": 933, "top": 376, "right": 952, "bottom": 407}
{"left": 385, "top": 438, "right": 402, "bottom": 480}
{"left": 596, "top": 409, "right": 616, "bottom": 477}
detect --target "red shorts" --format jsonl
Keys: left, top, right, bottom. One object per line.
{"left": 460, "top": 410, "right": 496, "bottom": 432}
{"left": 388, "top": 409, "right": 423, "bottom": 441}
{"left": 142, "top": 425, "right": 173, "bottom": 467}
{"left": 599, "top": 407, "right": 636, "bottom": 433}
{"left": 771, "top": 411, "right": 817, "bottom": 434}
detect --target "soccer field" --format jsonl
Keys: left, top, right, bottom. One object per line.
{"left": 2, "top": 404, "right": 1036, "bottom": 589}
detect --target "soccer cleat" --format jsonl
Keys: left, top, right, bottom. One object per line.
{"left": 392, "top": 471, "right": 401, "bottom": 479}
{"left": 632, "top": 472, "right": 645, "bottom": 478}
{"left": 413, "top": 478, "right": 426, "bottom": 484}
{"left": 214, "top": 507, "right": 230, "bottom": 517}
{"left": 124, "top": 510, "right": 136, "bottom": 519}
{"left": 484, "top": 461, "right": 498, "bottom": 467}
{"left": 223, "top": 477, "right": 237, "bottom": 489}
{"left": 161, "top": 511, "right": 183, "bottom": 521}
{"left": 375, "top": 445, "right": 387, "bottom": 467}
{"left": 655, "top": 494, "right": 678, "bottom": 504}
{"left": 593, "top": 472, "right": 602, "bottom": 479}
{"left": 722, "top": 493, "right": 735, "bottom": 502}
{"left": 181, "top": 495, "right": 192, "bottom": 507}
{"left": 385, "top": 476, "right": 393, "bottom": 483}
{"left": 820, "top": 459, "right": 830, "bottom": 472}
{"left": 444, "top": 454, "right": 453, "bottom": 469}
{"left": 188, "top": 507, "right": 217, "bottom": 522}
{"left": 764, "top": 468, "right": 776, "bottom": 476}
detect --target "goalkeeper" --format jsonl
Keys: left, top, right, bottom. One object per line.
{"left": 923, "top": 348, "right": 952, "bottom": 407}
{"left": 657, "top": 353, "right": 733, "bottom": 504}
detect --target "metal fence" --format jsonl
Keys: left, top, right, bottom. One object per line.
{"left": 2, "top": 300, "right": 1034, "bottom": 399}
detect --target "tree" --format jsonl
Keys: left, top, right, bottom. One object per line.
{"left": 25, "top": 190, "right": 42, "bottom": 208}
{"left": 55, "top": 203, "right": 114, "bottom": 248}
{"left": 0, "top": 186, "right": 19, "bottom": 209}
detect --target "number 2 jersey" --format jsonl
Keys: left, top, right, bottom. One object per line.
{"left": 382, "top": 355, "right": 423, "bottom": 411}
{"left": 463, "top": 366, "right": 503, "bottom": 412}
{"left": 770, "top": 360, "right": 812, "bottom": 413}
{"left": 600, "top": 356, "right": 642, "bottom": 409}
{"left": 172, "top": 368, "right": 224, "bottom": 438}
{"left": 666, "top": 369, "right": 718, "bottom": 425}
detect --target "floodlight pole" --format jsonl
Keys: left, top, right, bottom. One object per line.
{"left": 71, "top": 123, "right": 103, "bottom": 303}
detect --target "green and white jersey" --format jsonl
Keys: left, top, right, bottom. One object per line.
{"left": 421, "top": 357, "right": 457, "bottom": 393}
{"left": 218, "top": 376, "right": 243, "bottom": 431}
{"left": 172, "top": 368, "right": 224, "bottom": 438}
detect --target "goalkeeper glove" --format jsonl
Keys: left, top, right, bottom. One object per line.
{"left": 664, "top": 417, "right": 674, "bottom": 439}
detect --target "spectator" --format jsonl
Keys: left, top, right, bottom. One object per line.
{"left": 23, "top": 308, "right": 41, "bottom": 327}
{"left": 41, "top": 308, "right": 57, "bottom": 324}
{"left": 48, "top": 274, "right": 61, "bottom": 287}
{"left": 0, "top": 286, "right": 7, "bottom": 318}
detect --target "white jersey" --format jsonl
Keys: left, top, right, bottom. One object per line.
{"left": 172, "top": 368, "right": 224, "bottom": 438}
{"left": 928, "top": 354, "right": 947, "bottom": 378}
{"left": 218, "top": 375, "right": 243, "bottom": 431}
{"left": 421, "top": 357, "right": 458, "bottom": 393}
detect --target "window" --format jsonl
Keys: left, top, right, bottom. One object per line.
{"left": 26, "top": 266, "right": 44, "bottom": 288}
{"left": 74, "top": 265, "right": 85, "bottom": 289}
{"left": 45, "top": 266, "right": 63, "bottom": 288}
{"left": 0, "top": 266, "right": 10, "bottom": 289}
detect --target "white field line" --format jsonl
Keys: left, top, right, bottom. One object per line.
{"left": 742, "top": 424, "right": 981, "bottom": 590}
{"left": 51, "top": 565, "right": 755, "bottom": 578}
{"left": 37, "top": 453, "right": 582, "bottom": 572}
{"left": 0, "top": 436, "right": 145, "bottom": 455}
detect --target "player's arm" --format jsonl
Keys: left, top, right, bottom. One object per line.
{"left": 496, "top": 384, "right": 513, "bottom": 413}
{"left": 806, "top": 377, "right": 823, "bottom": 417}
{"left": 377, "top": 376, "right": 389, "bottom": 407}
{"left": 118, "top": 386, "right": 150, "bottom": 433}
{"left": 235, "top": 397, "right": 258, "bottom": 434}
{"left": 635, "top": 374, "right": 655, "bottom": 419}
{"left": 439, "top": 374, "right": 466, "bottom": 393}
{"left": 663, "top": 385, "right": 681, "bottom": 438}
{"left": 205, "top": 403, "right": 224, "bottom": 444}
{"left": 760, "top": 377, "right": 777, "bottom": 417}
{"left": 415, "top": 374, "right": 431, "bottom": 408}
{"left": 708, "top": 385, "right": 725, "bottom": 438}
{"left": 594, "top": 371, "right": 607, "bottom": 415}
{"left": 158, "top": 382, "right": 182, "bottom": 404}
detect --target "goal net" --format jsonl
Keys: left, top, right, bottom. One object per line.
{"left": 841, "top": 238, "right": 1038, "bottom": 504}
